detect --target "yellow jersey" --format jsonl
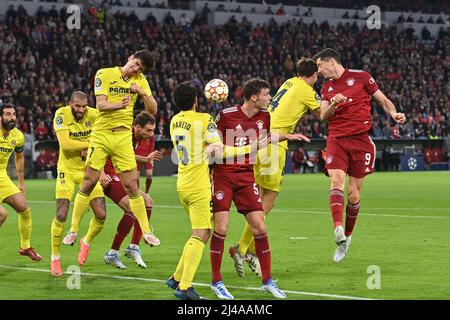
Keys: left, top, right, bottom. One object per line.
{"left": 269, "top": 77, "right": 320, "bottom": 149}
{"left": 0, "top": 128, "right": 25, "bottom": 174}
{"left": 170, "top": 110, "right": 221, "bottom": 192}
{"left": 53, "top": 106, "right": 98, "bottom": 173}
{"left": 93, "top": 66, "right": 152, "bottom": 131}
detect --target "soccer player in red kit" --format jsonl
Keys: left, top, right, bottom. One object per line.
{"left": 313, "top": 48, "right": 406, "bottom": 262}
{"left": 209, "top": 78, "right": 286, "bottom": 299}
{"left": 135, "top": 133, "right": 155, "bottom": 194}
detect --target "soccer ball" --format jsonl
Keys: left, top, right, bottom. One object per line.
{"left": 204, "top": 79, "right": 229, "bottom": 103}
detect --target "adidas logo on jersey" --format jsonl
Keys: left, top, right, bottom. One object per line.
{"left": 235, "top": 124, "right": 243, "bottom": 130}
{"left": 328, "top": 87, "right": 333, "bottom": 92}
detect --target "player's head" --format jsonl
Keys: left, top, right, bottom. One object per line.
{"left": 313, "top": 48, "right": 342, "bottom": 79}
{"left": 296, "top": 58, "right": 318, "bottom": 85}
{"left": 174, "top": 81, "right": 197, "bottom": 111}
{"left": 124, "top": 49, "right": 155, "bottom": 77}
{"left": 0, "top": 104, "right": 16, "bottom": 131}
{"left": 69, "top": 91, "right": 88, "bottom": 121}
{"left": 134, "top": 111, "right": 156, "bottom": 140}
{"left": 243, "top": 78, "right": 271, "bottom": 110}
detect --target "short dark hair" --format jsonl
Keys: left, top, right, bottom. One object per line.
{"left": 243, "top": 78, "right": 271, "bottom": 101}
{"left": 133, "top": 49, "right": 155, "bottom": 72}
{"left": 312, "top": 48, "right": 341, "bottom": 64}
{"left": 134, "top": 111, "right": 155, "bottom": 127}
{"left": 0, "top": 103, "right": 14, "bottom": 116}
{"left": 174, "top": 81, "right": 197, "bottom": 111}
{"left": 296, "top": 58, "right": 318, "bottom": 77}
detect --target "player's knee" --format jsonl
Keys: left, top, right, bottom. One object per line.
{"left": 347, "top": 189, "right": 360, "bottom": 204}
{"left": 56, "top": 211, "right": 68, "bottom": 222}
{"left": 214, "top": 223, "right": 228, "bottom": 236}
{"left": 0, "top": 207, "right": 8, "bottom": 224}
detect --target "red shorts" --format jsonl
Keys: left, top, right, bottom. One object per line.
{"left": 212, "top": 169, "right": 263, "bottom": 214}
{"left": 103, "top": 175, "right": 127, "bottom": 205}
{"left": 137, "top": 161, "right": 153, "bottom": 171}
{"left": 325, "top": 132, "right": 376, "bottom": 178}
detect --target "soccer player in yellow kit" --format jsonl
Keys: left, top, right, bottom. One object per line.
{"left": 50, "top": 91, "right": 106, "bottom": 275}
{"left": 0, "top": 104, "right": 41, "bottom": 261}
{"left": 165, "top": 82, "right": 264, "bottom": 300}
{"left": 230, "top": 58, "right": 320, "bottom": 276}
{"left": 66, "top": 49, "right": 158, "bottom": 265}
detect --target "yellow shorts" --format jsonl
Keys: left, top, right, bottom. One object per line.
{"left": 86, "top": 130, "right": 136, "bottom": 173}
{"left": 178, "top": 188, "right": 213, "bottom": 230}
{"left": 55, "top": 170, "right": 104, "bottom": 200}
{"left": 0, "top": 174, "right": 21, "bottom": 203}
{"left": 254, "top": 144, "right": 287, "bottom": 193}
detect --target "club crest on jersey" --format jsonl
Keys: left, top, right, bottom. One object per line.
{"left": 10, "top": 140, "right": 16, "bottom": 147}
{"left": 346, "top": 78, "right": 355, "bottom": 86}
{"left": 215, "top": 190, "right": 224, "bottom": 201}
{"left": 256, "top": 120, "right": 264, "bottom": 130}
{"left": 326, "top": 155, "right": 333, "bottom": 164}
{"left": 85, "top": 121, "right": 91, "bottom": 128}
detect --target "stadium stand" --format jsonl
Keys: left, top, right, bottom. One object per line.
{"left": 0, "top": 1, "right": 448, "bottom": 175}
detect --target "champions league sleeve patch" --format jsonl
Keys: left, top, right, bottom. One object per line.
{"left": 315, "top": 92, "right": 321, "bottom": 101}
{"left": 94, "top": 78, "right": 102, "bottom": 91}
{"left": 55, "top": 115, "right": 64, "bottom": 128}
{"left": 207, "top": 122, "right": 217, "bottom": 133}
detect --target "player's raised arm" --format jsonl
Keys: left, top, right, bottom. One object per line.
{"left": 130, "top": 83, "right": 157, "bottom": 116}
{"left": 372, "top": 90, "right": 406, "bottom": 124}
{"left": 320, "top": 93, "right": 347, "bottom": 122}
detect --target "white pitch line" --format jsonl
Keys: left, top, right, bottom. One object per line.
{"left": 0, "top": 265, "right": 374, "bottom": 300}
{"left": 27, "top": 201, "right": 450, "bottom": 219}
{"left": 289, "top": 237, "right": 308, "bottom": 240}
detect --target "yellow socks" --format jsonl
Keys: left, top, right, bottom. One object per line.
{"left": 18, "top": 208, "right": 32, "bottom": 249}
{"left": 237, "top": 222, "right": 253, "bottom": 256}
{"left": 70, "top": 191, "right": 90, "bottom": 233}
{"left": 84, "top": 216, "right": 105, "bottom": 244}
{"left": 173, "top": 241, "right": 189, "bottom": 282}
{"left": 179, "top": 237, "right": 205, "bottom": 290}
{"left": 51, "top": 217, "right": 65, "bottom": 258}
{"left": 129, "top": 194, "right": 151, "bottom": 234}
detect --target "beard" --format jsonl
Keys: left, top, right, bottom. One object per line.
{"left": 2, "top": 119, "right": 15, "bottom": 131}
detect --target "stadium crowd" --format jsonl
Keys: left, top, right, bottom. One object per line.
{"left": 0, "top": 4, "right": 448, "bottom": 145}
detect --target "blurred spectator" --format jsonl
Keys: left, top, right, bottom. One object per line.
{"left": 275, "top": 6, "right": 286, "bottom": 16}
{"left": 34, "top": 120, "right": 49, "bottom": 140}
{"left": 303, "top": 8, "right": 313, "bottom": 16}
{"left": 35, "top": 148, "right": 58, "bottom": 177}
{"left": 292, "top": 146, "right": 306, "bottom": 173}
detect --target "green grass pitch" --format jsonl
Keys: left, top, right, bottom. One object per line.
{"left": 0, "top": 171, "right": 449, "bottom": 300}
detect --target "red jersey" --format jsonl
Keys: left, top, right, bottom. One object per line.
{"left": 321, "top": 69, "right": 379, "bottom": 138}
{"left": 215, "top": 105, "right": 270, "bottom": 172}
{"left": 103, "top": 156, "right": 117, "bottom": 176}
{"left": 133, "top": 130, "right": 155, "bottom": 157}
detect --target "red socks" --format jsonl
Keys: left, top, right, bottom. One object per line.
{"left": 330, "top": 189, "right": 345, "bottom": 228}
{"left": 345, "top": 201, "right": 360, "bottom": 237}
{"left": 210, "top": 231, "right": 226, "bottom": 284}
{"left": 111, "top": 211, "right": 134, "bottom": 251}
{"left": 254, "top": 233, "right": 271, "bottom": 283}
